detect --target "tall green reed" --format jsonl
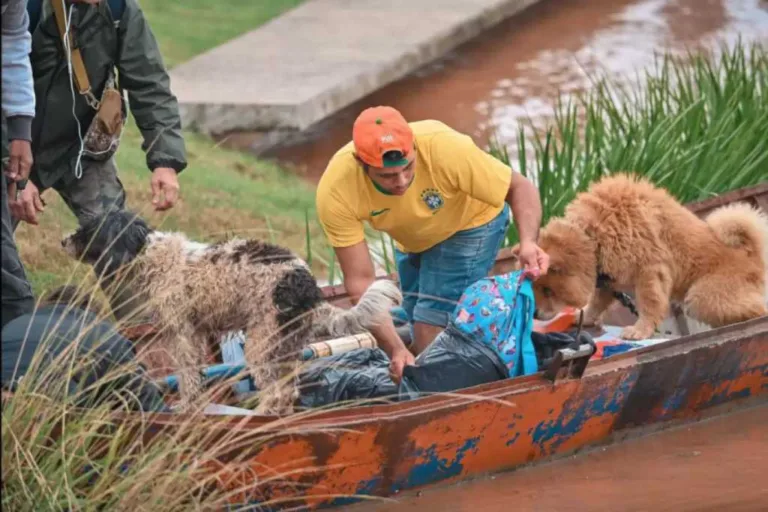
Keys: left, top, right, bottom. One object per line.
{"left": 491, "top": 39, "right": 768, "bottom": 246}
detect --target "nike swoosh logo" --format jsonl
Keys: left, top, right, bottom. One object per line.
{"left": 370, "top": 208, "right": 390, "bottom": 217}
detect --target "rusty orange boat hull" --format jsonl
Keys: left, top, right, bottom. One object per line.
{"left": 139, "top": 316, "right": 767, "bottom": 510}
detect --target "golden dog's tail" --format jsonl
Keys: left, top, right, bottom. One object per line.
{"left": 706, "top": 202, "right": 768, "bottom": 269}
{"left": 313, "top": 279, "right": 403, "bottom": 337}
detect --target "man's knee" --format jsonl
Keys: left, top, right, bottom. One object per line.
{"left": 55, "top": 159, "right": 126, "bottom": 224}
{"left": 412, "top": 305, "right": 451, "bottom": 329}
{"left": 412, "top": 259, "right": 474, "bottom": 327}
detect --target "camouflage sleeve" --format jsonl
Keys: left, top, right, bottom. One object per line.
{"left": 116, "top": 0, "right": 187, "bottom": 173}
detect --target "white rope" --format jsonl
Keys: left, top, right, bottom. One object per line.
{"left": 60, "top": 0, "right": 128, "bottom": 180}
{"left": 61, "top": 0, "right": 86, "bottom": 179}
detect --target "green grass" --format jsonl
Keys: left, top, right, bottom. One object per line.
{"left": 491, "top": 39, "right": 768, "bottom": 246}
{"left": 139, "top": 0, "right": 305, "bottom": 68}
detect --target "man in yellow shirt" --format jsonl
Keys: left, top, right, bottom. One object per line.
{"left": 316, "top": 106, "right": 549, "bottom": 382}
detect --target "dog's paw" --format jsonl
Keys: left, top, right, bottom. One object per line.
{"left": 370, "top": 279, "right": 403, "bottom": 306}
{"left": 620, "top": 325, "right": 653, "bottom": 340}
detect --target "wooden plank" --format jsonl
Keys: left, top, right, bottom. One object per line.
{"left": 685, "top": 182, "right": 768, "bottom": 215}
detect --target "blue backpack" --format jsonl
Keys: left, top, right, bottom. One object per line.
{"left": 452, "top": 270, "right": 538, "bottom": 378}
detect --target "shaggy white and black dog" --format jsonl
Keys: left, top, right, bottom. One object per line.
{"left": 62, "top": 210, "right": 402, "bottom": 415}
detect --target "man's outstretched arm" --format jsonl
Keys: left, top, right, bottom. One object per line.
{"left": 505, "top": 171, "right": 549, "bottom": 277}
{"left": 335, "top": 241, "right": 415, "bottom": 382}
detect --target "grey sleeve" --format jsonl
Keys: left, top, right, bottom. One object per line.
{"left": 1, "top": 0, "right": 35, "bottom": 141}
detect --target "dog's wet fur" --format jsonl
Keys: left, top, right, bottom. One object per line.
{"left": 62, "top": 210, "right": 402, "bottom": 414}
{"left": 516, "top": 174, "right": 768, "bottom": 339}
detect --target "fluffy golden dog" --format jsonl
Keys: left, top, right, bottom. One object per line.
{"left": 522, "top": 174, "right": 768, "bottom": 339}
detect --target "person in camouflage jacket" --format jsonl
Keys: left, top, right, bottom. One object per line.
{"left": 11, "top": 0, "right": 187, "bottom": 227}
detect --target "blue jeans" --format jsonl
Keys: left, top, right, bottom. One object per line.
{"left": 393, "top": 204, "right": 511, "bottom": 329}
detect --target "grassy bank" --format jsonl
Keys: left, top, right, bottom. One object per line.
{"left": 139, "top": 0, "right": 305, "bottom": 68}
{"left": 495, "top": 39, "right": 768, "bottom": 246}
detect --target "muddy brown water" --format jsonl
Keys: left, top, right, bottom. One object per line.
{"left": 220, "top": 0, "right": 768, "bottom": 182}
{"left": 342, "top": 405, "right": 768, "bottom": 511}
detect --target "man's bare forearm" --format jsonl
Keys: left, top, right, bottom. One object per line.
{"left": 344, "top": 274, "right": 375, "bottom": 306}
{"left": 369, "top": 318, "right": 409, "bottom": 358}
{"left": 345, "top": 275, "right": 408, "bottom": 357}
{"left": 506, "top": 176, "right": 542, "bottom": 245}
{"left": 337, "top": 242, "right": 409, "bottom": 358}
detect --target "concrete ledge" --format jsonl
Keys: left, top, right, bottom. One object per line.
{"left": 170, "top": 0, "right": 542, "bottom": 134}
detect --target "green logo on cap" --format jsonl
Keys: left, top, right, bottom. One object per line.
{"left": 375, "top": 118, "right": 383, "bottom": 125}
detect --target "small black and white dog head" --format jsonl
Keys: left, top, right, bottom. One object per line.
{"left": 62, "top": 210, "right": 153, "bottom": 277}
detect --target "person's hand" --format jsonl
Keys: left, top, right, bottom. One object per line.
{"left": 150, "top": 167, "right": 180, "bottom": 211}
{"left": 5, "top": 139, "right": 33, "bottom": 183}
{"left": 389, "top": 347, "right": 416, "bottom": 384}
{"left": 517, "top": 240, "right": 550, "bottom": 279}
{"left": 10, "top": 180, "right": 45, "bottom": 225}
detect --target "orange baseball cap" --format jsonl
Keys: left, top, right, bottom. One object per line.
{"left": 352, "top": 106, "right": 414, "bottom": 168}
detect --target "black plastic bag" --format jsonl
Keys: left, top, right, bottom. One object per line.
{"left": 398, "top": 325, "right": 508, "bottom": 399}
{"left": 296, "top": 347, "right": 399, "bottom": 409}
{"left": 295, "top": 326, "right": 598, "bottom": 409}
{"left": 296, "top": 325, "right": 509, "bottom": 408}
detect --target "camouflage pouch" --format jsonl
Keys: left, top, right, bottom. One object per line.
{"left": 82, "top": 73, "right": 126, "bottom": 161}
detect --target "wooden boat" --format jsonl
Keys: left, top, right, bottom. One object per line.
{"left": 123, "top": 182, "right": 768, "bottom": 510}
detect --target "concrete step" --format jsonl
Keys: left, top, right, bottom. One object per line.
{"left": 170, "top": 0, "right": 542, "bottom": 135}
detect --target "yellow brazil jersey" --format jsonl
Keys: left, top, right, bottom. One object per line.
{"left": 316, "top": 120, "right": 513, "bottom": 254}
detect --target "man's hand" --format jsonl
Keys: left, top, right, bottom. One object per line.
{"left": 9, "top": 180, "right": 44, "bottom": 225}
{"left": 389, "top": 347, "right": 416, "bottom": 384}
{"left": 334, "top": 242, "right": 416, "bottom": 382}
{"left": 517, "top": 240, "right": 550, "bottom": 279}
{"left": 5, "top": 140, "right": 33, "bottom": 183}
{"left": 150, "top": 167, "right": 180, "bottom": 211}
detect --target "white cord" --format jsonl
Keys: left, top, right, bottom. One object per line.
{"left": 60, "top": 1, "right": 129, "bottom": 181}
{"left": 61, "top": 0, "right": 86, "bottom": 179}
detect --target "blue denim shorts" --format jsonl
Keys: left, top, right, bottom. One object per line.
{"left": 392, "top": 203, "right": 511, "bottom": 328}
